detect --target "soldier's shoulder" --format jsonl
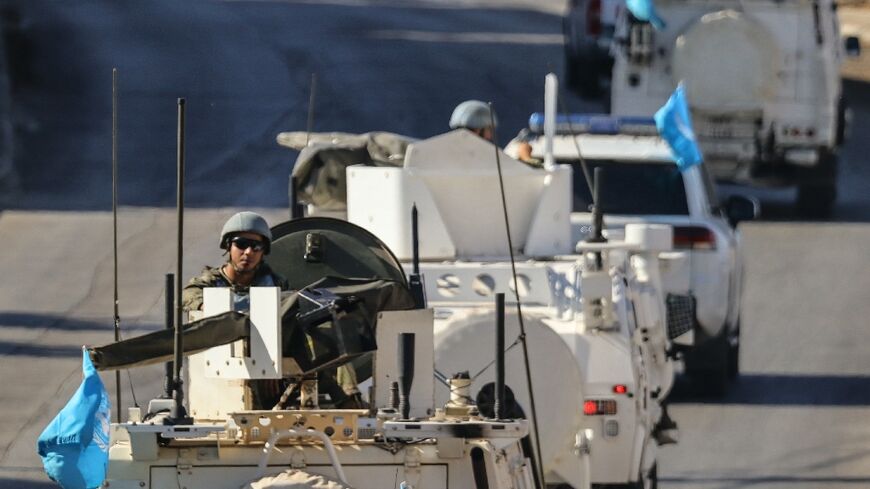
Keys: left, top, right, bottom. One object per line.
{"left": 188, "top": 265, "right": 224, "bottom": 287}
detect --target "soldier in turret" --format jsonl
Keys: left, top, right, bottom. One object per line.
{"left": 182, "top": 211, "right": 288, "bottom": 311}
{"left": 183, "top": 211, "right": 364, "bottom": 409}
{"left": 449, "top": 99, "right": 497, "bottom": 142}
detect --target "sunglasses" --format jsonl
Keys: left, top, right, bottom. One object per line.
{"left": 230, "top": 236, "right": 266, "bottom": 252}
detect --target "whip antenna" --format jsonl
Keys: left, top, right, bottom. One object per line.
{"left": 168, "top": 98, "right": 192, "bottom": 424}
{"left": 553, "top": 73, "right": 594, "bottom": 200}
{"left": 305, "top": 72, "right": 317, "bottom": 147}
{"left": 487, "top": 102, "right": 545, "bottom": 487}
{"left": 111, "top": 67, "right": 122, "bottom": 422}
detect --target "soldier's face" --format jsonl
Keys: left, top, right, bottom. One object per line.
{"left": 229, "top": 232, "right": 265, "bottom": 273}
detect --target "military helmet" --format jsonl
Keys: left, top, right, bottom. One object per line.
{"left": 220, "top": 211, "right": 272, "bottom": 254}
{"left": 449, "top": 100, "right": 498, "bottom": 130}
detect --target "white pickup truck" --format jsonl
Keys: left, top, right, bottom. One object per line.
{"left": 506, "top": 113, "right": 759, "bottom": 395}
{"left": 609, "top": 0, "right": 860, "bottom": 217}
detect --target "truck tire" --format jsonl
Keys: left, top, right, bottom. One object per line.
{"left": 684, "top": 332, "right": 730, "bottom": 397}
{"left": 564, "top": 51, "right": 604, "bottom": 99}
{"left": 728, "top": 338, "right": 740, "bottom": 379}
{"left": 796, "top": 151, "right": 837, "bottom": 218}
{"left": 836, "top": 96, "right": 848, "bottom": 147}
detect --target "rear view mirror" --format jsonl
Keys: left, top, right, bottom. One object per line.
{"left": 724, "top": 195, "right": 759, "bottom": 227}
{"left": 845, "top": 36, "right": 861, "bottom": 58}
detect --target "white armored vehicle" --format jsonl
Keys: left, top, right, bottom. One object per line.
{"left": 332, "top": 129, "right": 680, "bottom": 488}
{"left": 610, "top": 0, "right": 859, "bottom": 215}
{"left": 90, "top": 218, "right": 544, "bottom": 489}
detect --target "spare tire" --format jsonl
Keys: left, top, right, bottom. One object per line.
{"left": 242, "top": 469, "right": 352, "bottom": 489}
{"left": 672, "top": 9, "right": 780, "bottom": 113}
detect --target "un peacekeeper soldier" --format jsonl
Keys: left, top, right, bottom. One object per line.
{"left": 449, "top": 99, "right": 497, "bottom": 143}
{"left": 182, "top": 211, "right": 288, "bottom": 311}
{"left": 183, "top": 211, "right": 363, "bottom": 409}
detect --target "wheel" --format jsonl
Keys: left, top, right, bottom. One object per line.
{"left": 727, "top": 336, "right": 740, "bottom": 379}
{"left": 796, "top": 182, "right": 836, "bottom": 218}
{"left": 684, "top": 332, "right": 730, "bottom": 397}
{"left": 564, "top": 51, "right": 606, "bottom": 99}
{"left": 796, "top": 151, "right": 837, "bottom": 218}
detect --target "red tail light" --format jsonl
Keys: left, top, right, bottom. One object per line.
{"left": 673, "top": 226, "right": 717, "bottom": 250}
{"left": 586, "top": 0, "right": 602, "bottom": 36}
{"left": 583, "top": 399, "right": 617, "bottom": 415}
{"left": 612, "top": 384, "right": 628, "bottom": 394}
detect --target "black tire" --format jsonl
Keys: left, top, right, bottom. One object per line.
{"left": 564, "top": 51, "right": 604, "bottom": 99}
{"left": 796, "top": 183, "right": 836, "bottom": 218}
{"left": 727, "top": 338, "right": 740, "bottom": 380}
{"left": 836, "top": 96, "right": 847, "bottom": 147}
{"left": 684, "top": 333, "right": 730, "bottom": 397}
{"left": 796, "top": 151, "right": 837, "bottom": 218}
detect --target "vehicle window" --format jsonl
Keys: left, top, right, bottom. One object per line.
{"left": 568, "top": 160, "right": 689, "bottom": 215}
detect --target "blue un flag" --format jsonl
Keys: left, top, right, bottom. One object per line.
{"left": 655, "top": 84, "right": 703, "bottom": 172}
{"left": 626, "top": 0, "right": 666, "bottom": 30}
{"left": 37, "top": 348, "right": 111, "bottom": 489}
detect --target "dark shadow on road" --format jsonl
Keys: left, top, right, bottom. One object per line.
{"left": 661, "top": 475, "right": 870, "bottom": 485}
{"left": 0, "top": 478, "right": 56, "bottom": 489}
{"left": 0, "top": 312, "right": 111, "bottom": 331}
{"left": 670, "top": 373, "right": 870, "bottom": 406}
{"left": 0, "top": 341, "right": 82, "bottom": 358}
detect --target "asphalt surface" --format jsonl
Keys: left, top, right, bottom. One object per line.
{"left": 0, "top": 1, "right": 868, "bottom": 488}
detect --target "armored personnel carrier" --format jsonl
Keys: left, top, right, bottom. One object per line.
{"left": 89, "top": 218, "right": 544, "bottom": 489}
{"left": 279, "top": 126, "right": 679, "bottom": 488}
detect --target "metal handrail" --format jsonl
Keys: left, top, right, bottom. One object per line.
{"left": 256, "top": 428, "right": 349, "bottom": 485}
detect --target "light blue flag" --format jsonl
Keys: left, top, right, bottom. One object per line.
{"left": 654, "top": 84, "right": 703, "bottom": 172}
{"left": 626, "top": 0, "right": 666, "bottom": 30}
{"left": 37, "top": 348, "right": 111, "bottom": 489}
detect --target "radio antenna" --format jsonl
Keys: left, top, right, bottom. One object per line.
{"left": 305, "top": 72, "right": 317, "bottom": 147}
{"left": 111, "top": 68, "right": 122, "bottom": 422}
{"left": 553, "top": 73, "right": 594, "bottom": 200}
{"left": 168, "top": 98, "right": 192, "bottom": 425}
{"left": 487, "top": 102, "right": 545, "bottom": 488}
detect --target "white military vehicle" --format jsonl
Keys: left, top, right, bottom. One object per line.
{"left": 342, "top": 129, "right": 680, "bottom": 488}
{"left": 91, "top": 218, "right": 545, "bottom": 489}
{"left": 609, "top": 0, "right": 859, "bottom": 216}
{"left": 506, "top": 113, "right": 758, "bottom": 395}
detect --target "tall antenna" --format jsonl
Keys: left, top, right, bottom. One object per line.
{"left": 487, "top": 102, "right": 545, "bottom": 487}
{"left": 111, "top": 67, "right": 122, "bottom": 423}
{"left": 305, "top": 72, "right": 317, "bottom": 147}
{"left": 555, "top": 74, "right": 595, "bottom": 199}
{"left": 168, "top": 98, "right": 192, "bottom": 424}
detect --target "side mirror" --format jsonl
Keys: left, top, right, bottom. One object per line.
{"left": 723, "top": 195, "right": 759, "bottom": 227}
{"left": 845, "top": 36, "right": 861, "bottom": 58}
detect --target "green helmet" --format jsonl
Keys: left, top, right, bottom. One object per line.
{"left": 220, "top": 211, "right": 272, "bottom": 254}
{"left": 449, "top": 100, "right": 498, "bottom": 130}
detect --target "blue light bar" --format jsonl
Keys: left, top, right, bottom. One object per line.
{"left": 528, "top": 113, "right": 658, "bottom": 136}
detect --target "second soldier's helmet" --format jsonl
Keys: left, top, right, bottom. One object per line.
{"left": 220, "top": 211, "right": 272, "bottom": 254}
{"left": 449, "top": 100, "right": 498, "bottom": 130}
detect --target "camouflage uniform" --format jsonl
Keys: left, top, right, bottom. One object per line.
{"left": 182, "top": 262, "right": 362, "bottom": 408}
{"left": 182, "top": 263, "right": 289, "bottom": 312}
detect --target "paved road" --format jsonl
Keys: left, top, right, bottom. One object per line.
{"left": 0, "top": 1, "right": 868, "bottom": 488}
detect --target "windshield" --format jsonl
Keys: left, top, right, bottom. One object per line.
{"left": 568, "top": 160, "right": 689, "bottom": 215}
